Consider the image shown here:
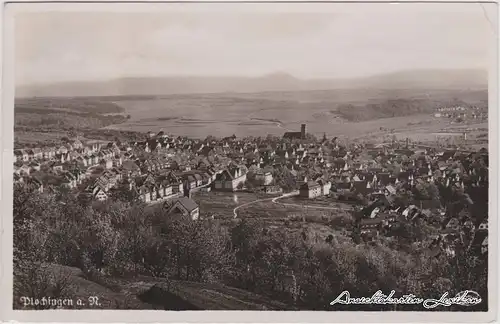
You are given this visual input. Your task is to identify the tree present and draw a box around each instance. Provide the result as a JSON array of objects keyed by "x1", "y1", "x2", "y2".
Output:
[
  {"x1": 141, "y1": 231, "x2": 172, "y2": 277},
  {"x1": 13, "y1": 177, "x2": 489, "y2": 311},
  {"x1": 413, "y1": 182, "x2": 440, "y2": 201},
  {"x1": 329, "y1": 213, "x2": 353, "y2": 230},
  {"x1": 68, "y1": 129, "x2": 77, "y2": 138},
  {"x1": 305, "y1": 133, "x2": 317, "y2": 142},
  {"x1": 266, "y1": 134, "x2": 278, "y2": 142},
  {"x1": 244, "y1": 180, "x2": 255, "y2": 191},
  {"x1": 14, "y1": 262, "x2": 73, "y2": 310},
  {"x1": 273, "y1": 167, "x2": 297, "y2": 192},
  {"x1": 211, "y1": 135, "x2": 221, "y2": 142},
  {"x1": 109, "y1": 184, "x2": 139, "y2": 203},
  {"x1": 13, "y1": 186, "x2": 76, "y2": 309}
]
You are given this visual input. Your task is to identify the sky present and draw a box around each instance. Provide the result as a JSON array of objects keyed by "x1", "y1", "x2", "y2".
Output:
[{"x1": 13, "y1": 3, "x2": 496, "y2": 85}]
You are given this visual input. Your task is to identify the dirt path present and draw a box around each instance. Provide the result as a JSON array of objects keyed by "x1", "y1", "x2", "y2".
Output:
[
  {"x1": 233, "y1": 191, "x2": 350, "y2": 218},
  {"x1": 232, "y1": 191, "x2": 299, "y2": 218}
]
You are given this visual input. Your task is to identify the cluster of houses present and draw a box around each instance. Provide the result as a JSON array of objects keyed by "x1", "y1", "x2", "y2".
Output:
[
  {"x1": 356, "y1": 197, "x2": 488, "y2": 260},
  {"x1": 14, "y1": 128, "x2": 489, "y2": 242},
  {"x1": 434, "y1": 106, "x2": 488, "y2": 121},
  {"x1": 340, "y1": 145, "x2": 490, "y2": 258},
  {"x1": 13, "y1": 134, "x2": 254, "y2": 220},
  {"x1": 13, "y1": 140, "x2": 109, "y2": 193}
]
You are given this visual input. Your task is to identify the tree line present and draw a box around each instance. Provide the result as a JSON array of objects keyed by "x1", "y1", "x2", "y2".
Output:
[{"x1": 14, "y1": 185, "x2": 487, "y2": 311}]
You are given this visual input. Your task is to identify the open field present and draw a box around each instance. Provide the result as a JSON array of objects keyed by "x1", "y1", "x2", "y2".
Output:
[
  {"x1": 15, "y1": 97, "x2": 126, "y2": 114},
  {"x1": 192, "y1": 191, "x2": 354, "y2": 220},
  {"x1": 237, "y1": 201, "x2": 350, "y2": 225},
  {"x1": 192, "y1": 191, "x2": 264, "y2": 219},
  {"x1": 277, "y1": 196, "x2": 358, "y2": 209},
  {"x1": 13, "y1": 97, "x2": 132, "y2": 146},
  {"x1": 13, "y1": 126, "x2": 143, "y2": 148},
  {"x1": 191, "y1": 191, "x2": 353, "y2": 237},
  {"x1": 167, "y1": 191, "x2": 353, "y2": 261},
  {"x1": 13, "y1": 88, "x2": 488, "y2": 147},
  {"x1": 14, "y1": 128, "x2": 69, "y2": 145},
  {"x1": 180, "y1": 191, "x2": 354, "y2": 248},
  {"x1": 14, "y1": 97, "x2": 129, "y2": 129},
  {"x1": 100, "y1": 89, "x2": 487, "y2": 139},
  {"x1": 235, "y1": 200, "x2": 353, "y2": 243},
  {"x1": 355, "y1": 119, "x2": 488, "y2": 143}
]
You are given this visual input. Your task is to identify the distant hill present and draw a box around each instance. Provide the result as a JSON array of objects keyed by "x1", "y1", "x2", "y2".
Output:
[
  {"x1": 345, "y1": 69, "x2": 488, "y2": 90},
  {"x1": 16, "y1": 69, "x2": 487, "y2": 98},
  {"x1": 336, "y1": 95, "x2": 488, "y2": 122}
]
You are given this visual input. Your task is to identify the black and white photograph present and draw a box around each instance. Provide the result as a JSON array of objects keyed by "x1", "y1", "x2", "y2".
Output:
[{"x1": 2, "y1": 1, "x2": 498, "y2": 320}]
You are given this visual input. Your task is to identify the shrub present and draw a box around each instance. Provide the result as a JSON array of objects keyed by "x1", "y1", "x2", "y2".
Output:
[{"x1": 14, "y1": 261, "x2": 73, "y2": 310}]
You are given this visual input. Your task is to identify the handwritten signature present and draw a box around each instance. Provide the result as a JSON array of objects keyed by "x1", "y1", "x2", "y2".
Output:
[{"x1": 330, "y1": 290, "x2": 482, "y2": 309}]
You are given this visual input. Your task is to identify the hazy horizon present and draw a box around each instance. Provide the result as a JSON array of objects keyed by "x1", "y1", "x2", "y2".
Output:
[
  {"x1": 15, "y1": 68, "x2": 490, "y2": 87},
  {"x1": 14, "y1": 2, "x2": 496, "y2": 87}
]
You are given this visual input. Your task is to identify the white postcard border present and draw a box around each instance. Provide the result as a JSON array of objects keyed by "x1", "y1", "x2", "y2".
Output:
[{"x1": 1, "y1": 1, "x2": 498, "y2": 323}]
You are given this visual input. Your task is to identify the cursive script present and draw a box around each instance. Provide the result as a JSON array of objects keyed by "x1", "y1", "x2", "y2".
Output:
[
  {"x1": 330, "y1": 290, "x2": 482, "y2": 309},
  {"x1": 330, "y1": 290, "x2": 423, "y2": 306},
  {"x1": 422, "y1": 290, "x2": 482, "y2": 309}
]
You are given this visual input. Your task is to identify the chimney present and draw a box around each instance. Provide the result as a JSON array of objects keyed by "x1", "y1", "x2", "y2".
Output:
[{"x1": 301, "y1": 124, "x2": 306, "y2": 139}]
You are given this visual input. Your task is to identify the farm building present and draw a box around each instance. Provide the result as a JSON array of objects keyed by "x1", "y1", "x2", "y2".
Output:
[{"x1": 254, "y1": 170, "x2": 273, "y2": 185}]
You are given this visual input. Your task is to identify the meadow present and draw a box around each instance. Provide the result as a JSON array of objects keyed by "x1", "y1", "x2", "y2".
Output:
[
  {"x1": 13, "y1": 87, "x2": 488, "y2": 147},
  {"x1": 102, "y1": 88, "x2": 487, "y2": 140},
  {"x1": 191, "y1": 190, "x2": 355, "y2": 242}
]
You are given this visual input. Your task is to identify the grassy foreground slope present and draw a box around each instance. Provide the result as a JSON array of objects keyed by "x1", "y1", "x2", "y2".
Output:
[{"x1": 14, "y1": 264, "x2": 289, "y2": 310}]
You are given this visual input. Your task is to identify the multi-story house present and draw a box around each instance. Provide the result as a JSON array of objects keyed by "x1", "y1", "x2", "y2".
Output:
[
  {"x1": 72, "y1": 139, "x2": 83, "y2": 149},
  {"x1": 100, "y1": 159, "x2": 113, "y2": 169},
  {"x1": 184, "y1": 175, "x2": 197, "y2": 190},
  {"x1": 61, "y1": 173, "x2": 77, "y2": 189},
  {"x1": 214, "y1": 165, "x2": 247, "y2": 192},
  {"x1": 91, "y1": 184, "x2": 108, "y2": 201},
  {"x1": 14, "y1": 149, "x2": 30, "y2": 162},
  {"x1": 164, "y1": 197, "x2": 200, "y2": 221},
  {"x1": 28, "y1": 161, "x2": 41, "y2": 172},
  {"x1": 19, "y1": 164, "x2": 31, "y2": 176},
  {"x1": 254, "y1": 170, "x2": 273, "y2": 185},
  {"x1": 317, "y1": 179, "x2": 332, "y2": 196},
  {"x1": 299, "y1": 181, "x2": 322, "y2": 199},
  {"x1": 193, "y1": 174, "x2": 203, "y2": 187},
  {"x1": 43, "y1": 147, "x2": 57, "y2": 160},
  {"x1": 25, "y1": 149, "x2": 35, "y2": 161},
  {"x1": 58, "y1": 146, "x2": 69, "y2": 155}
]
